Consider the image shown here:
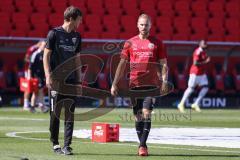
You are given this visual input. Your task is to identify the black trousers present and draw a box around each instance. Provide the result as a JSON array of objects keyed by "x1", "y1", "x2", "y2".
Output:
[{"x1": 49, "y1": 90, "x2": 76, "y2": 147}]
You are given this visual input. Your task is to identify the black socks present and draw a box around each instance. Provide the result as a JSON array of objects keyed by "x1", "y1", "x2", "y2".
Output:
[{"x1": 135, "y1": 118, "x2": 151, "y2": 147}]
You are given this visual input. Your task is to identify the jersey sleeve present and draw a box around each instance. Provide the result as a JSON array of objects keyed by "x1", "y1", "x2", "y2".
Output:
[
  {"x1": 75, "y1": 33, "x2": 82, "y2": 53},
  {"x1": 193, "y1": 49, "x2": 201, "y2": 62},
  {"x1": 157, "y1": 40, "x2": 167, "y2": 60},
  {"x1": 120, "y1": 41, "x2": 131, "y2": 60},
  {"x1": 45, "y1": 30, "x2": 55, "y2": 50}
]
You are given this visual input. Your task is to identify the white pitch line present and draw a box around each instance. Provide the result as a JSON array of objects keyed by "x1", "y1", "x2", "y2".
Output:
[
  {"x1": 0, "y1": 116, "x2": 184, "y2": 127},
  {"x1": 0, "y1": 117, "x2": 47, "y2": 121},
  {"x1": 5, "y1": 131, "x2": 240, "y2": 154}
]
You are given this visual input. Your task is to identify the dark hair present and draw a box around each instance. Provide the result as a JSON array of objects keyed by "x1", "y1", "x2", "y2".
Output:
[{"x1": 64, "y1": 6, "x2": 82, "y2": 21}]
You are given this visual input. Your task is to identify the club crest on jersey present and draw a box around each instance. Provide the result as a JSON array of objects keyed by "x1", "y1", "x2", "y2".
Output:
[
  {"x1": 148, "y1": 43, "x2": 154, "y2": 49},
  {"x1": 51, "y1": 90, "x2": 57, "y2": 97},
  {"x1": 72, "y1": 37, "x2": 77, "y2": 44}
]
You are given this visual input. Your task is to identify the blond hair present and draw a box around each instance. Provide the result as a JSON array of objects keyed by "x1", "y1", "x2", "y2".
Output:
[{"x1": 138, "y1": 14, "x2": 152, "y2": 25}]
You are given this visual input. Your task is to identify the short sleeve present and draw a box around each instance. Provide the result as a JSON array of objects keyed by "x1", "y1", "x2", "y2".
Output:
[
  {"x1": 75, "y1": 33, "x2": 82, "y2": 53},
  {"x1": 120, "y1": 41, "x2": 131, "y2": 60},
  {"x1": 158, "y1": 40, "x2": 167, "y2": 60},
  {"x1": 45, "y1": 30, "x2": 55, "y2": 50},
  {"x1": 193, "y1": 49, "x2": 201, "y2": 62}
]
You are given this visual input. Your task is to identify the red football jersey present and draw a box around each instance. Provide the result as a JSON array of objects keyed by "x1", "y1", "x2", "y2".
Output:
[
  {"x1": 121, "y1": 35, "x2": 167, "y2": 88},
  {"x1": 190, "y1": 47, "x2": 208, "y2": 75}
]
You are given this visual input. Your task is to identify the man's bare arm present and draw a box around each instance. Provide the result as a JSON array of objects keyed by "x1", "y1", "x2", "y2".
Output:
[
  {"x1": 157, "y1": 58, "x2": 168, "y2": 82},
  {"x1": 112, "y1": 59, "x2": 127, "y2": 87},
  {"x1": 43, "y1": 48, "x2": 52, "y2": 88},
  {"x1": 111, "y1": 58, "x2": 127, "y2": 96}
]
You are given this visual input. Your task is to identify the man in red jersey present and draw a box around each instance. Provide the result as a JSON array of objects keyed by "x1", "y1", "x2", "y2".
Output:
[
  {"x1": 178, "y1": 40, "x2": 210, "y2": 113},
  {"x1": 111, "y1": 14, "x2": 168, "y2": 156},
  {"x1": 23, "y1": 40, "x2": 44, "y2": 112}
]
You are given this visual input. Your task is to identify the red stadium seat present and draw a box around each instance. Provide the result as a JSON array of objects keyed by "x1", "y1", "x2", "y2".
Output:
[
  {"x1": 11, "y1": 13, "x2": 31, "y2": 32},
  {"x1": 156, "y1": 32, "x2": 172, "y2": 41},
  {"x1": 173, "y1": 26, "x2": 191, "y2": 41},
  {"x1": 208, "y1": 18, "x2": 224, "y2": 31},
  {"x1": 0, "y1": 12, "x2": 12, "y2": 34},
  {"x1": 32, "y1": 23, "x2": 49, "y2": 32},
  {"x1": 150, "y1": 26, "x2": 157, "y2": 36},
  {"x1": 122, "y1": 0, "x2": 140, "y2": 15},
  {"x1": 104, "y1": 0, "x2": 122, "y2": 16},
  {"x1": 103, "y1": 15, "x2": 121, "y2": 33},
  {"x1": 51, "y1": 0, "x2": 68, "y2": 13},
  {"x1": 191, "y1": 0, "x2": 209, "y2": 18},
  {"x1": 15, "y1": 23, "x2": 31, "y2": 33},
  {"x1": 224, "y1": 34, "x2": 240, "y2": 42},
  {"x1": 174, "y1": 0, "x2": 192, "y2": 17},
  {"x1": 157, "y1": 0, "x2": 174, "y2": 17},
  {"x1": 226, "y1": 0, "x2": 240, "y2": 18},
  {"x1": 0, "y1": 0, "x2": 15, "y2": 13},
  {"x1": 85, "y1": 15, "x2": 103, "y2": 32},
  {"x1": 69, "y1": 0, "x2": 87, "y2": 15},
  {"x1": 156, "y1": 17, "x2": 173, "y2": 35},
  {"x1": 101, "y1": 32, "x2": 119, "y2": 39},
  {"x1": 11, "y1": 12, "x2": 29, "y2": 24},
  {"x1": 207, "y1": 33, "x2": 225, "y2": 42},
  {"x1": 87, "y1": 0, "x2": 105, "y2": 15},
  {"x1": 120, "y1": 15, "x2": 137, "y2": 33},
  {"x1": 28, "y1": 29, "x2": 47, "y2": 37},
  {"x1": 174, "y1": 17, "x2": 190, "y2": 28},
  {"x1": 190, "y1": 32, "x2": 207, "y2": 41},
  {"x1": 118, "y1": 31, "x2": 134, "y2": 39},
  {"x1": 33, "y1": 0, "x2": 52, "y2": 13},
  {"x1": 30, "y1": 13, "x2": 47, "y2": 27},
  {"x1": 172, "y1": 33, "x2": 190, "y2": 41},
  {"x1": 173, "y1": 17, "x2": 190, "y2": 40},
  {"x1": 48, "y1": 13, "x2": 63, "y2": 28},
  {"x1": 15, "y1": 0, "x2": 33, "y2": 14},
  {"x1": 83, "y1": 32, "x2": 101, "y2": 38},
  {"x1": 191, "y1": 17, "x2": 207, "y2": 29},
  {"x1": 9, "y1": 29, "x2": 28, "y2": 37},
  {"x1": 208, "y1": 0, "x2": 226, "y2": 18},
  {"x1": 0, "y1": 29, "x2": 9, "y2": 36},
  {"x1": 139, "y1": 0, "x2": 157, "y2": 17},
  {"x1": 225, "y1": 18, "x2": 240, "y2": 35}
]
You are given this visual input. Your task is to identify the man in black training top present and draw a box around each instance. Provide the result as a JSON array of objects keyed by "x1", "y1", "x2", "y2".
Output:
[{"x1": 43, "y1": 6, "x2": 82, "y2": 155}]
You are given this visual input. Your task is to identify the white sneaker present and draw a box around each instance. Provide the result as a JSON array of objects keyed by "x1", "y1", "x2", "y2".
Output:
[
  {"x1": 177, "y1": 102, "x2": 185, "y2": 113},
  {"x1": 191, "y1": 104, "x2": 201, "y2": 112}
]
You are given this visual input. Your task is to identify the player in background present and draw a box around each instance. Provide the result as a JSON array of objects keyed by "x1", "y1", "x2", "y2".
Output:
[
  {"x1": 28, "y1": 41, "x2": 49, "y2": 113},
  {"x1": 178, "y1": 40, "x2": 210, "y2": 113},
  {"x1": 111, "y1": 14, "x2": 168, "y2": 156},
  {"x1": 23, "y1": 40, "x2": 45, "y2": 112}
]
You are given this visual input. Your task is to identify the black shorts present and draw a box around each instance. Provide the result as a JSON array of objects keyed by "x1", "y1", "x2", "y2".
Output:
[{"x1": 130, "y1": 86, "x2": 156, "y2": 115}]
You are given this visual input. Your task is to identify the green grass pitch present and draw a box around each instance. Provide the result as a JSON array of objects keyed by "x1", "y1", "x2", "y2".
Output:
[{"x1": 0, "y1": 107, "x2": 240, "y2": 160}]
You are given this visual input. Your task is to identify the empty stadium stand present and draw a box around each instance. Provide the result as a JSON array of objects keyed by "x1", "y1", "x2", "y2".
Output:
[{"x1": 0, "y1": 0, "x2": 239, "y2": 41}]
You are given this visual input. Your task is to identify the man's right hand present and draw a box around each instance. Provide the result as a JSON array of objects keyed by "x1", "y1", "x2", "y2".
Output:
[
  {"x1": 46, "y1": 75, "x2": 52, "y2": 89},
  {"x1": 111, "y1": 85, "x2": 118, "y2": 96}
]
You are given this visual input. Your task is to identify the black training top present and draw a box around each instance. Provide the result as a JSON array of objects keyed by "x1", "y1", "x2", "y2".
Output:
[{"x1": 45, "y1": 26, "x2": 81, "y2": 81}]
